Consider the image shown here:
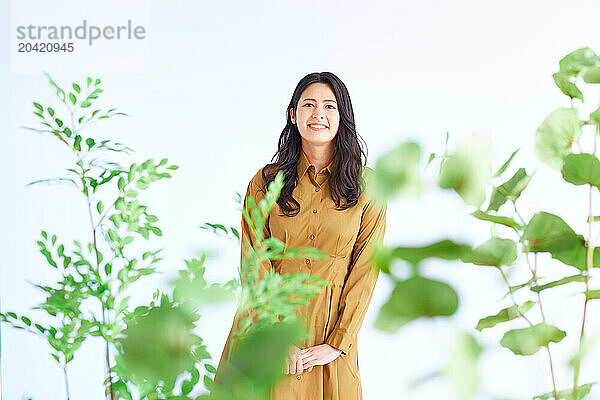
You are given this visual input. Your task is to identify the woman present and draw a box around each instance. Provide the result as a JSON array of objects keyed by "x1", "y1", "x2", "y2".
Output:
[{"x1": 218, "y1": 72, "x2": 387, "y2": 400}]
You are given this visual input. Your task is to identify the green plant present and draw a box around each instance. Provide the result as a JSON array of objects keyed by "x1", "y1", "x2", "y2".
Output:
[
  {"x1": 1, "y1": 73, "x2": 332, "y2": 400},
  {"x1": 369, "y1": 48, "x2": 600, "y2": 400}
]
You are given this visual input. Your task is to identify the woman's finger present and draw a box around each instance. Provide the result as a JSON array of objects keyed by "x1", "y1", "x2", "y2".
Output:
[
  {"x1": 295, "y1": 356, "x2": 303, "y2": 374},
  {"x1": 300, "y1": 353, "x2": 318, "y2": 363}
]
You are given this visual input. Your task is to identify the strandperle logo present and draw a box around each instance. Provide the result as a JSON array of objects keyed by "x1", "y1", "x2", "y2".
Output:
[{"x1": 16, "y1": 19, "x2": 147, "y2": 46}]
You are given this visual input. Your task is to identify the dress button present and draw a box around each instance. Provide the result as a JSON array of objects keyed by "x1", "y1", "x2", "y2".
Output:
[
  {"x1": 312, "y1": 209, "x2": 317, "y2": 213},
  {"x1": 296, "y1": 375, "x2": 301, "y2": 380},
  {"x1": 349, "y1": 343, "x2": 352, "y2": 348},
  {"x1": 305, "y1": 258, "x2": 310, "y2": 264},
  {"x1": 310, "y1": 234, "x2": 315, "y2": 240},
  {"x1": 315, "y1": 188, "x2": 320, "y2": 192}
]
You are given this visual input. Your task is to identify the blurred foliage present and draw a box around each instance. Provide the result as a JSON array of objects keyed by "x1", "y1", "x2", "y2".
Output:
[{"x1": 368, "y1": 47, "x2": 600, "y2": 400}]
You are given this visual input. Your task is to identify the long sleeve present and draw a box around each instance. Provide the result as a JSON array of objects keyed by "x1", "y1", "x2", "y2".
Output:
[{"x1": 325, "y1": 194, "x2": 387, "y2": 355}]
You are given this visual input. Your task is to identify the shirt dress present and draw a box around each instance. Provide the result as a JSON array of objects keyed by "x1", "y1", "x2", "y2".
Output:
[{"x1": 217, "y1": 149, "x2": 387, "y2": 400}]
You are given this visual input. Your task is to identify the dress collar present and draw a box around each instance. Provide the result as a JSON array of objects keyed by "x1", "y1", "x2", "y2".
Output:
[{"x1": 297, "y1": 149, "x2": 333, "y2": 181}]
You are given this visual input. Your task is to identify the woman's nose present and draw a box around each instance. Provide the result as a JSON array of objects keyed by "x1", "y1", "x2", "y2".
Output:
[{"x1": 313, "y1": 110, "x2": 325, "y2": 119}]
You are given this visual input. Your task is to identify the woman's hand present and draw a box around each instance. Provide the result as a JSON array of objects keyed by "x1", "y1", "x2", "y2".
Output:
[
  {"x1": 284, "y1": 345, "x2": 304, "y2": 374},
  {"x1": 300, "y1": 344, "x2": 343, "y2": 372}
]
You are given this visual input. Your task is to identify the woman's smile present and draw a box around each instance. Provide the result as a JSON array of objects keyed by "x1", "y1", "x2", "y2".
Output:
[{"x1": 308, "y1": 123, "x2": 328, "y2": 131}]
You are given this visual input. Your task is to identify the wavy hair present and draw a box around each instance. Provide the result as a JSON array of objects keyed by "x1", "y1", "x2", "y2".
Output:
[{"x1": 260, "y1": 72, "x2": 368, "y2": 217}]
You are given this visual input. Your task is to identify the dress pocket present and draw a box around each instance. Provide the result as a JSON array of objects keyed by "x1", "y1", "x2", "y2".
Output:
[
  {"x1": 322, "y1": 285, "x2": 334, "y2": 340},
  {"x1": 337, "y1": 350, "x2": 359, "y2": 380}
]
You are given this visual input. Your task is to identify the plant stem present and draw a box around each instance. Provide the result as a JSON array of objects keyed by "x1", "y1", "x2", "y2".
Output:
[
  {"x1": 513, "y1": 204, "x2": 559, "y2": 399},
  {"x1": 573, "y1": 125, "x2": 597, "y2": 399},
  {"x1": 498, "y1": 267, "x2": 533, "y2": 326},
  {"x1": 88, "y1": 191, "x2": 115, "y2": 400},
  {"x1": 63, "y1": 363, "x2": 71, "y2": 400}
]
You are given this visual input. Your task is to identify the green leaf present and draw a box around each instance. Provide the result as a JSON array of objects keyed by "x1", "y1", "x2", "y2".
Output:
[
  {"x1": 85, "y1": 138, "x2": 95, "y2": 150},
  {"x1": 47, "y1": 107, "x2": 55, "y2": 117},
  {"x1": 476, "y1": 301, "x2": 536, "y2": 331},
  {"x1": 95, "y1": 78, "x2": 101, "y2": 85},
  {"x1": 118, "y1": 300, "x2": 198, "y2": 386},
  {"x1": 87, "y1": 77, "x2": 92, "y2": 86},
  {"x1": 487, "y1": 168, "x2": 531, "y2": 211},
  {"x1": 72, "y1": 83, "x2": 81, "y2": 93},
  {"x1": 73, "y1": 135, "x2": 82, "y2": 151},
  {"x1": 81, "y1": 100, "x2": 91, "y2": 108},
  {"x1": 439, "y1": 134, "x2": 492, "y2": 207},
  {"x1": 535, "y1": 108, "x2": 582, "y2": 170},
  {"x1": 427, "y1": 152, "x2": 436, "y2": 165},
  {"x1": 384, "y1": 240, "x2": 471, "y2": 268},
  {"x1": 108, "y1": 228, "x2": 119, "y2": 242},
  {"x1": 371, "y1": 142, "x2": 422, "y2": 200},
  {"x1": 522, "y1": 212, "x2": 600, "y2": 270},
  {"x1": 471, "y1": 210, "x2": 522, "y2": 231},
  {"x1": 533, "y1": 383, "x2": 595, "y2": 400},
  {"x1": 583, "y1": 66, "x2": 600, "y2": 83},
  {"x1": 500, "y1": 322, "x2": 566, "y2": 355},
  {"x1": 118, "y1": 177, "x2": 126, "y2": 191},
  {"x1": 55, "y1": 118, "x2": 63, "y2": 128},
  {"x1": 531, "y1": 274, "x2": 586, "y2": 293},
  {"x1": 585, "y1": 289, "x2": 600, "y2": 299},
  {"x1": 375, "y1": 276, "x2": 459, "y2": 332},
  {"x1": 69, "y1": 92, "x2": 76, "y2": 104},
  {"x1": 97, "y1": 201, "x2": 104, "y2": 214},
  {"x1": 442, "y1": 332, "x2": 483, "y2": 400},
  {"x1": 205, "y1": 364, "x2": 217, "y2": 374},
  {"x1": 33, "y1": 102, "x2": 43, "y2": 111},
  {"x1": 552, "y1": 72, "x2": 584, "y2": 101},
  {"x1": 590, "y1": 107, "x2": 600, "y2": 125},
  {"x1": 559, "y1": 47, "x2": 598, "y2": 77},
  {"x1": 493, "y1": 149, "x2": 520, "y2": 177},
  {"x1": 507, "y1": 277, "x2": 535, "y2": 294},
  {"x1": 562, "y1": 153, "x2": 600, "y2": 188},
  {"x1": 461, "y1": 238, "x2": 517, "y2": 267},
  {"x1": 213, "y1": 320, "x2": 304, "y2": 399},
  {"x1": 136, "y1": 179, "x2": 149, "y2": 190}
]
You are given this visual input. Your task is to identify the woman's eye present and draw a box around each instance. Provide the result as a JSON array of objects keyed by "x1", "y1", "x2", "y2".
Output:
[{"x1": 326, "y1": 105, "x2": 336, "y2": 109}]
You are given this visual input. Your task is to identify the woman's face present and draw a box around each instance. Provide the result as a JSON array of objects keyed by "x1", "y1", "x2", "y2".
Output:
[{"x1": 290, "y1": 82, "x2": 340, "y2": 146}]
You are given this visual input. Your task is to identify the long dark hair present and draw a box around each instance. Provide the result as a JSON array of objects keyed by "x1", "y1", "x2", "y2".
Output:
[{"x1": 260, "y1": 72, "x2": 368, "y2": 217}]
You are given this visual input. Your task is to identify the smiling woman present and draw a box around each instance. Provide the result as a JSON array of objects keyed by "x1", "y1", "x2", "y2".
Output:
[{"x1": 217, "y1": 72, "x2": 387, "y2": 400}]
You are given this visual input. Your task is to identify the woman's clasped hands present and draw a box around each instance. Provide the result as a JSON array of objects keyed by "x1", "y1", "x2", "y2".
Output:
[{"x1": 284, "y1": 343, "x2": 343, "y2": 374}]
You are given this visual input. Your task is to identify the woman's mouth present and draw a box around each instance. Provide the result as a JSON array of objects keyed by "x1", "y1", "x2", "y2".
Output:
[{"x1": 308, "y1": 123, "x2": 328, "y2": 131}]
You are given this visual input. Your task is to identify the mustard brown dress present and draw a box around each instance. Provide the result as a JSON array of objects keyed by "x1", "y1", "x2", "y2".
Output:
[{"x1": 218, "y1": 149, "x2": 387, "y2": 400}]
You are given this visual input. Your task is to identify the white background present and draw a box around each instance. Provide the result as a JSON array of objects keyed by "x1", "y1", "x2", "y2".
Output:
[{"x1": 2, "y1": 0, "x2": 600, "y2": 399}]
